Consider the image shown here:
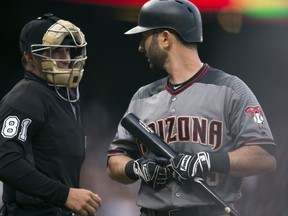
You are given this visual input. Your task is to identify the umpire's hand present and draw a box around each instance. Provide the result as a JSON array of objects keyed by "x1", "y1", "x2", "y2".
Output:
[
  {"x1": 65, "y1": 188, "x2": 102, "y2": 216},
  {"x1": 125, "y1": 153, "x2": 171, "y2": 189}
]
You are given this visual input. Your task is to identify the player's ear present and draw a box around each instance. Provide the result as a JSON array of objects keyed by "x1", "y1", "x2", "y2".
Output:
[{"x1": 161, "y1": 30, "x2": 172, "y2": 49}]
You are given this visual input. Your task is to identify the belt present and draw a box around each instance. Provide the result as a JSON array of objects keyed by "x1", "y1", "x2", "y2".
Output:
[
  {"x1": 13, "y1": 203, "x2": 77, "y2": 216},
  {"x1": 141, "y1": 207, "x2": 199, "y2": 216}
]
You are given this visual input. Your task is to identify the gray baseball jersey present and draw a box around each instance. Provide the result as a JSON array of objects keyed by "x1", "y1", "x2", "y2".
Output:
[{"x1": 107, "y1": 64, "x2": 276, "y2": 210}]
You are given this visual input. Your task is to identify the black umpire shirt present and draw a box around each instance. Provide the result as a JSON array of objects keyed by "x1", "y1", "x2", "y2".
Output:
[{"x1": 0, "y1": 71, "x2": 86, "y2": 208}]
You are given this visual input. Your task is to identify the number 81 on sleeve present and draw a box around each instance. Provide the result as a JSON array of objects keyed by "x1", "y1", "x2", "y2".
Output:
[{"x1": 1, "y1": 116, "x2": 31, "y2": 142}]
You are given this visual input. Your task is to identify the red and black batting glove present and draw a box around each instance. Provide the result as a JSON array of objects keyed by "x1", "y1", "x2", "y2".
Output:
[
  {"x1": 168, "y1": 152, "x2": 230, "y2": 183},
  {"x1": 125, "y1": 153, "x2": 172, "y2": 190}
]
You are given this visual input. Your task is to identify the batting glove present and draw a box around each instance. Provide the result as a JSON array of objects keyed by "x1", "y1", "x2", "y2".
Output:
[
  {"x1": 169, "y1": 152, "x2": 211, "y2": 183},
  {"x1": 125, "y1": 156, "x2": 171, "y2": 189}
]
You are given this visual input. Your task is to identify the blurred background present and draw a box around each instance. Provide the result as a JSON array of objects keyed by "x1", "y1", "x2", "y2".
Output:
[{"x1": 0, "y1": 0, "x2": 287, "y2": 215}]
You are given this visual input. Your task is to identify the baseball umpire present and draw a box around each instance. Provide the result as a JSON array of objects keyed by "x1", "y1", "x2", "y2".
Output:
[
  {"x1": 106, "y1": 0, "x2": 277, "y2": 215},
  {"x1": 0, "y1": 13, "x2": 101, "y2": 215}
]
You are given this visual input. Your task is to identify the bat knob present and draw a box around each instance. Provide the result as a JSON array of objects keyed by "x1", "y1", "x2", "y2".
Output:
[{"x1": 225, "y1": 207, "x2": 231, "y2": 213}]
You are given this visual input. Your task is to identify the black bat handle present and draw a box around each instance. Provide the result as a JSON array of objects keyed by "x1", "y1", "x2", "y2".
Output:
[{"x1": 121, "y1": 113, "x2": 176, "y2": 159}]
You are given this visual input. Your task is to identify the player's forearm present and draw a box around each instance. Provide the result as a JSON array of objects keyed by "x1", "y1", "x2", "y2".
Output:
[
  {"x1": 107, "y1": 155, "x2": 137, "y2": 184},
  {"x1": 228, "y1": 145, "x2": 276, "y2": 177}
]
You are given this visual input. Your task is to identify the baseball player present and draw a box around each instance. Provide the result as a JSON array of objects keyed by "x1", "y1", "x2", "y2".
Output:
[
  {"x1": 107, "y1": 0, "x2": 277, "y2": 215},
  {"x1": 0, "y1": 14, "x2": 101, "y2": 215}
]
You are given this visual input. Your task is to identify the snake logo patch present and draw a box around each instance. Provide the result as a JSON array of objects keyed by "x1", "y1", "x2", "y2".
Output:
[{"x1": 245, "y1": 106, "x2": 264, "y2": 125}]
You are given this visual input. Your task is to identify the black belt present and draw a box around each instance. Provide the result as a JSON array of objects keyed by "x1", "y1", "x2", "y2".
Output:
[
  {"x1": 141, "y1": 207, "x2": 199, "y2": 216},
  {"x1": 19, "y1": 205, "x2": 76, "y2": 216},
  {"x1": 3, "y1": 203, "x2": 77, "y2": 216}
]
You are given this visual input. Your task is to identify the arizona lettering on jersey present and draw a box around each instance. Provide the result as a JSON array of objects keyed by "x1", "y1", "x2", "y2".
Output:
[{"x1": 147, "y1": 116, "x2": 223, "y2": 151}]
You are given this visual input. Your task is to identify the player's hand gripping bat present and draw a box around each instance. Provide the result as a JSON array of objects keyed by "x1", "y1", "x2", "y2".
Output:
[{"x1": 121, "y1": 112, "x2": 241, "y2": 216}]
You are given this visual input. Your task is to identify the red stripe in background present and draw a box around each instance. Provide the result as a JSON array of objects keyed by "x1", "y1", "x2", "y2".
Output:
[{"x1": 59, "y1": 0, "x2": 231, "y2": 10}]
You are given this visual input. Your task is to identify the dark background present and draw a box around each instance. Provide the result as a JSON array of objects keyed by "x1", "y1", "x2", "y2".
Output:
[{"x1": 0, "y1": 1, "x2": 287, "y2": 215}]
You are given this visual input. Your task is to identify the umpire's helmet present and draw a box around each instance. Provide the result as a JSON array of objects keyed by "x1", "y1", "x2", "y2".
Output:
[
  {"x1": 125, "y1": 0, "x2": 203, "y2": 43},
  {"x1": 19, "y1": 13, "x2": 87, "y2": 102}
]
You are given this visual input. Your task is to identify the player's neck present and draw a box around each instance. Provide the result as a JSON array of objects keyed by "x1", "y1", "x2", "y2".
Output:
[{"x1": 168, "y1": 62, "x2": 204, "y2": 84}]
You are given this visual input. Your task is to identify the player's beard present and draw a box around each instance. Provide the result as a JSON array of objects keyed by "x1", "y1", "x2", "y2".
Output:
[{"x1": 147, "y1": 34, "x2": 168, "y2": 70}]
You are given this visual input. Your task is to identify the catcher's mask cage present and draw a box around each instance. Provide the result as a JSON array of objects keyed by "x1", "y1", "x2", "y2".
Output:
[
  {"x1": 125, "y1": 0, "x2": 203, "y2": 43},
  {"x1": 22, "y1": 14, "x2": 87, "y2": 102}
]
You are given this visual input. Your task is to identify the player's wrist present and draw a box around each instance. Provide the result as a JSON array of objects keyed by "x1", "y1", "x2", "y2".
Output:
[
  {"x1": 209, "y1": 152, "x2": 230, "y2": 173},
  {"x1": 125, "y1": 160, "x2": 139, "y2": 180}
]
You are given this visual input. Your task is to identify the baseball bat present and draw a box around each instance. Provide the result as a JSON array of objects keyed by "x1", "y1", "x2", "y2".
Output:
[{"x1": 121, "y1": 112, "x2": 241, "y2": 216}]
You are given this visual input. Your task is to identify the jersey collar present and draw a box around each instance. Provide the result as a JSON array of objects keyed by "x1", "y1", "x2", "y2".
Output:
[{"x1": 165, "y1": 63, "x2": 209, "y2": 95}]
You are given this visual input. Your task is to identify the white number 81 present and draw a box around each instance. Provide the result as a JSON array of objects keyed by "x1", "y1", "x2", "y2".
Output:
[{"x1": 1, "y1": 116, "x2": 31, "y2": 142}]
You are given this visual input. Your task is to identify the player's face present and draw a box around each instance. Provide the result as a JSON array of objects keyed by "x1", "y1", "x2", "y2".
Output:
[{"x1": 139, "y1": 31, "x2": 168, "y2": 70}]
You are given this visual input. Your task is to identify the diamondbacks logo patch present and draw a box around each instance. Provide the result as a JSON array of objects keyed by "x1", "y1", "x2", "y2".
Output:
[{"x1": 245, "y1": 106, "x2": 264, "y2": 125}]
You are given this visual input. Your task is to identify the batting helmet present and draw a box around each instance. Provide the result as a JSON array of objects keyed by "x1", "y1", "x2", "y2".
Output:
[{"x1": 125, "y1": 0, "x2": 203, "y2": 43}]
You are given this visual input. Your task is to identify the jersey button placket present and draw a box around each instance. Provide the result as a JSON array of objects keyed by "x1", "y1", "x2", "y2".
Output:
[{"x1": 171, "y1": 96, "x2": 177, "y2": 114}]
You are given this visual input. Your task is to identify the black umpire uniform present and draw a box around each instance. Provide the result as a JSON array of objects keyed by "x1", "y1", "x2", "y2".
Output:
[
  {"x1": 0, "y1": 72, "x2": 85, "y2": 215},
  {"x1": 0, "y1": 13, "x2": 88, "y2": 216}
]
